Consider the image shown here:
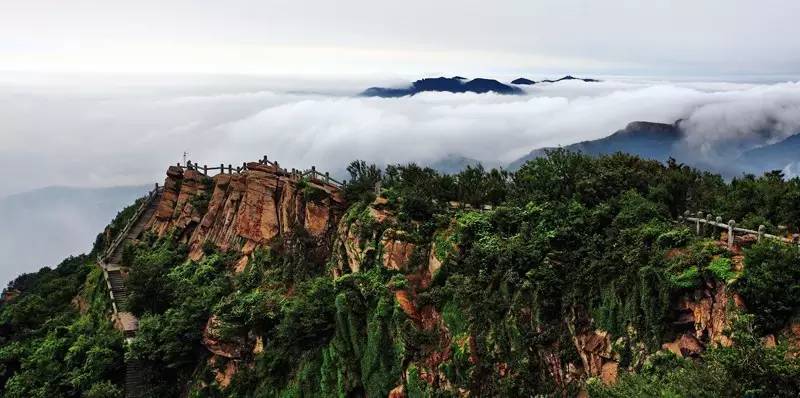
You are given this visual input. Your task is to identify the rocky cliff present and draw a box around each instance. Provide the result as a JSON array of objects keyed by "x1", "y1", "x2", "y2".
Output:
[
  {"x1": 142, "y1": 166, "x2": 783, "y2": 394},
  {"x1": 6, "y1": 152, "x2": 800, "y2": 397},
  {"x1": 146, "y1": 162, "x2": 345, "y2": 268}
]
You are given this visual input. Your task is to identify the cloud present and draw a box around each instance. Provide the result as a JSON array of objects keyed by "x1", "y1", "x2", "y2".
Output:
[{"x1": 2, "y1": 75, "x2": 800, "y2": 199}]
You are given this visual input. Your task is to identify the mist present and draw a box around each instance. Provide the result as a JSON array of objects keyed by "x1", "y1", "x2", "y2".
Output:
[
  {"x1": 2, "y1": 74, "x2": 800, "y2": 285},
  {"x1": 3, "y1": 75, "x2": 800, "y2": 199}
]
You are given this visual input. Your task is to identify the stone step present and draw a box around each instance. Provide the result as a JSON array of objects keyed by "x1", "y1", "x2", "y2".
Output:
[
  {"x1": 125, "y1": 359, "x2": 146, "y2": 398},
  {"x1": 107, "y1": 270, "x2": 128, "y2": 308}
]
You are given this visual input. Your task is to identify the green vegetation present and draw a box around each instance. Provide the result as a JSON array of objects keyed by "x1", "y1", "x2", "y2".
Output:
[
  {"x1": 4, "y1": 150, "x2": 800, "y2": 397},
  {"x1": 590, "y1": 314, "x2": 800, "y2": 397},
  {"x1": 0, "y1": 199, "x2": 141, "y2": 397},
  {"x1": 736, "y1": 241, "x2": 800, "y2": 333}
]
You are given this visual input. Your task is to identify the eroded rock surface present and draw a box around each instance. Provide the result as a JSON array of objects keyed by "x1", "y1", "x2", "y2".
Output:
[{"x1": 148, "y1": 164, "x2": 345, "y2": 265}]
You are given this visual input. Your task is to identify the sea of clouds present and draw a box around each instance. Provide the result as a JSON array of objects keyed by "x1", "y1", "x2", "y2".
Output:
[
  {"x1": 2, "y1": 73, "x2": 800, "y2": 285},
  {"x1": 2, "y1": 74, "x2": 800, "y2": 198}
]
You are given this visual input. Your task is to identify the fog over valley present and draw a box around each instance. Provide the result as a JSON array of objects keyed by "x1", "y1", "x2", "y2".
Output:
[
  {"x1": 2, "y1": 74, "x2": 800, "y2": 283},
  {"x1": 3, "y1": 74, "x2": 800, "y2": 198}
]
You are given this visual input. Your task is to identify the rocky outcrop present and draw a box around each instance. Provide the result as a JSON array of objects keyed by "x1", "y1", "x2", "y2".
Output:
[
  {"x1": 428, "y1": 243, "x2": 443, "y2": 279},
  {"x1": 668, "y1": 280, "x2": 744, "y2": 353},
  {"x1": 202, "y1": 316, "x2": 244, "y2": 359},
  {"x1": 388, "y1": 385, "x2": 405, "y2": 398},
  {"x1": 337, "y1": 217, "x2": 373, "y2": 274},
  {"x1": 573, "y1": 330, "x2": 618, "y2": 385},
  {"x1": 147, "y1": 163, "x2": 345, "y2": 265},
  {"x1": 146, "y1": 162, "x2": 346, "y2": 385},
  {"x1": 381, "y1": 230, "x2": 417, "y2": 272},
  {"x1": 208, "y1": 355, "x2": 239, "y2": 389}
]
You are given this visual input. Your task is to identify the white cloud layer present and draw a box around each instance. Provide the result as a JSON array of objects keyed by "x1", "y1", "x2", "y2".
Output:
[{"x1": 2, "y1": 75, "x2": 800, "y2": 198}]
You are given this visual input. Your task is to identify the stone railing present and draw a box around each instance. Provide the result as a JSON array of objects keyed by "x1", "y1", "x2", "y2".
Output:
[
  {"x1": 177, "y1": 155, "x2": 345, "y2": 189},
  {"x1": 681, "y1": 210, "x2": 799, "y2": 249}
]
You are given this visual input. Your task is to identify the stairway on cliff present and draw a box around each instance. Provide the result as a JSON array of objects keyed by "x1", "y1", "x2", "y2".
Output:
[
  {"x1": 101, "y1": 190, "x2": 160, "y2": 398},
  {"x1": 108, "y1": 200, "x2": 158, "y2": 265}
]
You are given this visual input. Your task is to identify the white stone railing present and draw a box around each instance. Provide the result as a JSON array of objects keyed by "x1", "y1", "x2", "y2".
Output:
[{"x1": 681, "y1": 210, "x2": 798, "y2": 249}]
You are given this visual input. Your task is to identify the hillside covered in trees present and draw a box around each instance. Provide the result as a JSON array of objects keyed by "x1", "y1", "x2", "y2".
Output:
[{"x1": 2, "y1": 150, "x2": 800, "y2": 397}]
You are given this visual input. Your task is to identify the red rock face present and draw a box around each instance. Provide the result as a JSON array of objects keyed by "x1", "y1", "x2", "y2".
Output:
[
  {"x1": 148, "y1": 164, "x2": 345, "y2": 266},
  {"x1": 667, "y1": 280, "x2": 744, "y2": 352},
  {"x1": 573, "y1": 330, "x2": 619, "y2": 385},
  {"x1": 154, "y1": 166, "x2": 183, "y2": 223},
  {"x1": 388, "y1": 385, "x2": 406, "y2": 398},
  {"x1": 382, "y1": 231, "x2": 417, "y2": 272},
  {"x1": 235, "y1": 170, "x2": 280, "y2": 243}
]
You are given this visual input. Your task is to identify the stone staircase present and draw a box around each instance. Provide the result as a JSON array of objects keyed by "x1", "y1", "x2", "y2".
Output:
[
  {"x1": 107, "y1": 269, "x2": 128, "y2": 307},
  {"x1": 124, "y1": 359, "x2": 147, "y2": 398},
  {"x1": 108, "y1": 202, "x2": 158, "y2": 265},
  {"x1": 98, "y1": 185, "x2": 162, "y2": 398}
]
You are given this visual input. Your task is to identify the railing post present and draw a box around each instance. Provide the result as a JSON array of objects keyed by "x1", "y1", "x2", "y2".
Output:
[
  {"x1": 728, "y1": 220, "x2": 736, "y2": 249},
  {"x1": 263, "y1": 155, "x2": 268, "y2": 164},
  {"x1": 705, "y1": 213, "x2": 712, "y2": 236},
  {"x1": 325, "y1": 172, "x2": 330, "y2": 183},
  {"x1": 228, "y1": 164, "x2": 232, "y2": 174},
  {"x1": 220, "y1": 164, "x2": 225, "y2": 174},
  {"x1": 715, "y1": 216, "x2": 722, "y2": 237},
  {"x1": 758, "y1": 225, "x2": 766, "y2": 241},
  {"x1": 203, "y1": 165, "x2": 208, "y2": 175},
  {"x1": 696, "y1": 211, "x2": 703, "y2": 235}
]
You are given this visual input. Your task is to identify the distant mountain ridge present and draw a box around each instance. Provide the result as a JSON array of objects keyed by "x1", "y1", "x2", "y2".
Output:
[
  {"x1": 507, "y1": 120, "x2": 800, "y2": 177},
  {"x1": 739, "y1": 133, "x2": 800, "y2": 174},
  {"x1": 361, "y1": 77, "x2": 523, "y2": 97},
  {"x1": 508, "y1": 121, "x2": 684, "y2": 170},
  {"x1": 360, "y1": 75, "x2": 600, "y2": 97},
  {"x1": 511, "y1": 75, "x2": 601, "y2": 85}
]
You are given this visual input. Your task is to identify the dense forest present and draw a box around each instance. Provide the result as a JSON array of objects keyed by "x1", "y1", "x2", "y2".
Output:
[{"x1": 2, "y1": 150, "x2": 800, "y2": 397}]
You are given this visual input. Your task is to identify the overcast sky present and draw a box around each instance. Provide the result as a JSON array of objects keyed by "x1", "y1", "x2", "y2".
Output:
[{"x1": 2, "y1": 0, "x2": 800, "y2": 77}]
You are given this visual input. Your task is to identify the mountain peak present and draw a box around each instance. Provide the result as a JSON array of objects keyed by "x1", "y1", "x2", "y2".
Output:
[{"x1": 511, "y1": 78, "x2": 536, "y2": 85}]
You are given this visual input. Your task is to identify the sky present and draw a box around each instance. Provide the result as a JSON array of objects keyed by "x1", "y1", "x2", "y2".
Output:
[
  {"x1": 2, "y1": 1, "x2": 800, "y2": 283},
  {"x1": 2, "y1": 0, "x2": 800, "y2": 77}
]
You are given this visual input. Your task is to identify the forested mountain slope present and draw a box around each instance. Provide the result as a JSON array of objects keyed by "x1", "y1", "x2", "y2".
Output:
[{"x1": 3, "y1": 152, "x2": 800, "y2": 397}]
